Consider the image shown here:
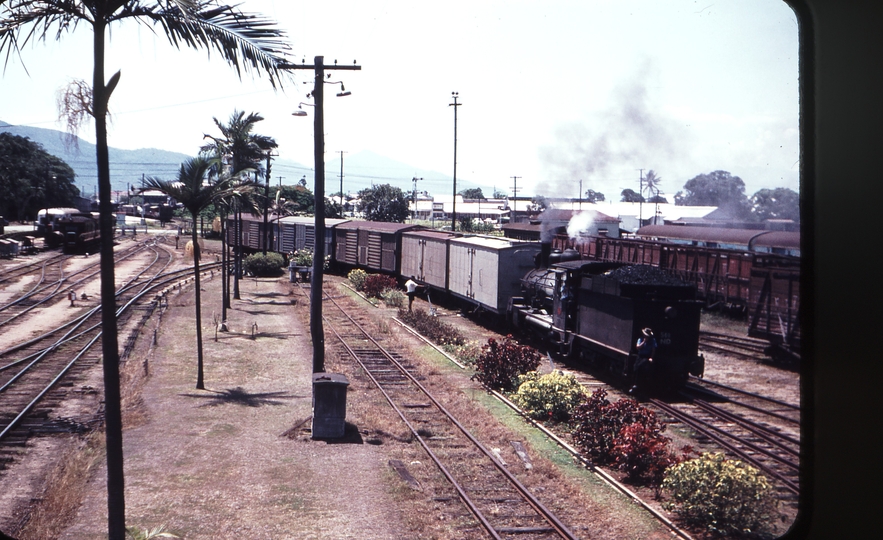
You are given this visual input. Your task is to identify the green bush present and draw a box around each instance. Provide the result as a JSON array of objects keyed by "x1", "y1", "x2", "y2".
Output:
[
  {"x1": 471, "y1": 335, "x2": 541, "y2": 392},
  {"x1": 290, "y1": 248, "x2": 329, "y2": 269},
  {"x1": 511, "y1": 370, "x2": 587, "y2": 422},
  {"x1": 381, "y1": 288, "x2": 405, "y2": 307},
  {"x1": 348, "y1": 269, "x2": 368, "y2": 291},
  {"x1": 662, "y1": 452, "x2": 779, "y2": 537},
  {"x1": 397, "y1": 308, "x2": 467, "y2": 348},
  {"x1": 243, "y1": 252, "x2": 286, "y2": 276}
]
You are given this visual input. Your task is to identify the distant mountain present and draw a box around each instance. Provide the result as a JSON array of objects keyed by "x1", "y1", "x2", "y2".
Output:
[
  {"x1": 1, "y1": 121, "x2": 474, "y2": 199},
  {"x1": 1, "y1": 120, "x2": 195, "y2": 196}
]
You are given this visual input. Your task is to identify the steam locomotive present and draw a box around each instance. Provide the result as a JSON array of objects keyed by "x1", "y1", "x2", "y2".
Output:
[{"x1": 509, "y1": 245, "x2": 705, "y2": 394}]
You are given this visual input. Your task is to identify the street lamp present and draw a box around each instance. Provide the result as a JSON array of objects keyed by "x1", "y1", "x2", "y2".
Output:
[{"x1": 283, "y1": 56, "x2": 360, "y2": 374}]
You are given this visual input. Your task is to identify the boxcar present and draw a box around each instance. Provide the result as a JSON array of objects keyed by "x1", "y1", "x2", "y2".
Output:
[
  {"x1": 400, "y1": 229, "x2": 460, "y2": 292},
  {"x1": 447, "y1": 236, "x2": 541, "y2": 314},
  {"x1": 276, "y1": 216, "x2": 350, "y2": 256},
  {"x1": 334, "y1": 221, "x2": 422, "y2": 274}
]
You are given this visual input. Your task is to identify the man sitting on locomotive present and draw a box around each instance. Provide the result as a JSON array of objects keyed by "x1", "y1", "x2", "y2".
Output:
[{"x1": 629, "y1": 328, "x2": 657, "y2": 396}]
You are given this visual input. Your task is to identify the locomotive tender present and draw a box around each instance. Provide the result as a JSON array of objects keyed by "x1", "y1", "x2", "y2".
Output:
[{"x1": 509, "y1": 248, "x2": 705, "y2": 393}]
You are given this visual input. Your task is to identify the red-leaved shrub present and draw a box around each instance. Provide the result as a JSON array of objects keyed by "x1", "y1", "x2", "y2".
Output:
[
  {"x1": 612, "y1": 422, "x2": 681, "y2": 484},
  {"x1": 571, "y1": 389, "x2": 662, "y2": 463},
  {"x1": 362, "y1": 274, "x2": 397, "y2": 299},
  {"x1": 471, "y1": 335, "x2": 541, "y2": 391}
]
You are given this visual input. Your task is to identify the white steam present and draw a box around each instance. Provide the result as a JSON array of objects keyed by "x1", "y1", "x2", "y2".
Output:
[{"x1": 566, "y1": 211, "x2": 596, "y2": 239}]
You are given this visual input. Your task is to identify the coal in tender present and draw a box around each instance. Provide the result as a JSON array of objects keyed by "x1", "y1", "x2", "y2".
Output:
[{"x1": 605, "y1": 265, "x2": 689, "y2": 286}]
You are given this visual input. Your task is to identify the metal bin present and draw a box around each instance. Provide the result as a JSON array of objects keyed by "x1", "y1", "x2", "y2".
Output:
[{"x1": 311, "y1": 373, "x2": 349, "y2": 439}]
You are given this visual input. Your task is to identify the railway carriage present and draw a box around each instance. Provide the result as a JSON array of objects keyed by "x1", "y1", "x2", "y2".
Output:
[
  {"x1": 334, "y1": 221, "x2": 422, "y2": 275},
  {"x1": 56, "y1": 214, "x2": 101, "y2": 254},
  {"x1": 275, "y1": 216, "x2": 350, "y2": 256},
  {"x1": 399, "y1": 229, "x2": 459, "y2": 293},
  {"x1": 447, "y1": 235, "x2": 541, "y2": 314}
]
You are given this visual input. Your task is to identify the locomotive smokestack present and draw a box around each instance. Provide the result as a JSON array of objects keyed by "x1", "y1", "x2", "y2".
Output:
[{"x1": 537, "y1": 241, "x2": 552, "y2": 269}]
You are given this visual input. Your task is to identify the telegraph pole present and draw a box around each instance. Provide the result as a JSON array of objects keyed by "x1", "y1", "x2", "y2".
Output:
[
  {"x1": 280, "y1": 56, "x2": 361, "y2": 374},
  {"x1": 638, "y1": 168, "x2": 644, "y2": 226},
  {"x1": 337, "y1": 150, "x2": 347, "y2": 216},
  {"x1": 579, "y1": 179, "x2": 583, "y2": 210},
  {"x1": 412, "y1": 177, "x2": 422, "y2": 221},
  {"x1": 511, "y1": 176, "x2": 521, "y2": 223},
  {"x1": 450, "y1": 92, "x2": 461, "y2": 231},
  {"x1": 263, "y1": 151, "x2": 275, "y2": 254}
]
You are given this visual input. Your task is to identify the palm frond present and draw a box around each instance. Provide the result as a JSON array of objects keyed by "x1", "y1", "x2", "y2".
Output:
[
  {"x1": 122, "y1": 1, "x2": 292, "y2": 87},
  {"x1": 0, "y1": 1, "x2": 91, "y2": 72}
]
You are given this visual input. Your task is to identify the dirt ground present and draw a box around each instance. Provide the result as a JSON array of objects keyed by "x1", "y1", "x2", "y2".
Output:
[{"x1": 1, "y1": 245, "x2": 802, "y2": 539}]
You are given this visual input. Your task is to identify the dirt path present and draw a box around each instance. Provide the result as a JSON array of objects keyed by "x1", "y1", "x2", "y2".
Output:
[{"x1": 57, "y1": 275, "x2": 408, "y2": 539}]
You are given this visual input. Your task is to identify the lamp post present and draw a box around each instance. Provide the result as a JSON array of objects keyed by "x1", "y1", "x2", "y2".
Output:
[
  {"x1": 450, "y1": 92, "x2": 461, "y2": 231},
  {"x1": 282, "y1": 56, "x2": 360, "y2": 373}
]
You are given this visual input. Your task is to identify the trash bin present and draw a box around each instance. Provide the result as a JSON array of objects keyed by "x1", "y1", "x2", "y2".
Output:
[
  {"x1": 289, "y1": 260, "x2": 298, "y2": 283},
  {"x1": 312, "y1": 373, "x2": 349, "y2": 439}
]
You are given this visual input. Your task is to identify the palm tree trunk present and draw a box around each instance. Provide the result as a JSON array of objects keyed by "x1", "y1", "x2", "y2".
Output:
[
  {"x1": 192, "y1": 213, "x2": 205, "y2": 389},
  {"x1": 93, "y1": 19, "x2": 126, "y2": 540},
  {"x1": 233, "y1": 205, "x2": 241, "y2": 299},
  {"x1": 220, "y1": 210, "x2": 229, "y2": 325}
]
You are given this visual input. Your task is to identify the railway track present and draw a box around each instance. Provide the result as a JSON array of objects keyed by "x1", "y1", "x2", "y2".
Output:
[
  {"x1": 698, "y1": 330, "x2": 770, "y2": 361},
  {"x1": 0, "y1": 253, "x2": 71, "y2": 287},
  {"x1": 0, "y1": 240, "x2": 221, "y2": 472},
  {"x1": 648, "y1": 376, "x2": 801, "y2": 502},
  {"x1": 315, "y1": 282, "x2": 579, "y2": 540},
  {"x1": 0, "y1": 242, "x2": 149, "y2": 330}
]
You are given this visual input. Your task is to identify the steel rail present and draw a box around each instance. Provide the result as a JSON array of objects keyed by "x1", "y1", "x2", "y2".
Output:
[
  {"x1": 693, "y1": 399, "x2": 800, "y2": 457},
  {"x1": 0, "y1": 255, "x2": 221, "y2": 442},
  {"x1": 689, "y1": 375, "x2": 799, "y2": 410},
  {"x1": 0, "y1": 243, "x2": 148, "y2": 328},
  {"x1": 320, "y1": 287, "x2": 578, "y2": 540},
  {"x1": 650, "y1": 398, "x2": 800, "y2": 495}
]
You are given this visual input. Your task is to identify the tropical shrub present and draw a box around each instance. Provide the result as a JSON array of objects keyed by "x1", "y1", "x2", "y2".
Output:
[
  {"x1": 362, "y1": 274, "x2": 397, "y2": 299},
  {"x1": 381, "y1": 288, "x2": 406, "y2": 307},
  {"x1": 571, "y1": 388, "x2": 665, "y2": 464},
  {"x1": 612, "y1": 422, "x2": 681, "y2": 484},
  {"x1": 290, "y1": 248, "x2": 330, "y2": 269},
  {"x1": 347, "y1": 269, "x2": 368, "y2": 291},
  {"x1": 662, "y1": 452, "x2": 779, "y2": 537},
  {"x1": 471, "y1": 335, "x2": 541, "y2": 392},
  {"x1": 397, "y1": 308, "x2": 466, "y2": 348},
  {"x1": 511, "y1": 370, "x2": 587, "y2": 422},
  {"x1": 243, "y1": 252, "x2": 286, "y2": 276}
]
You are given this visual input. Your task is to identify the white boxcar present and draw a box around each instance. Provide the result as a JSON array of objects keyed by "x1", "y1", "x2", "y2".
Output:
[
  {"x1": 400, "y1": 230, "x2": 459, "y2": 291},
  {"x1": 447, "y1": 236, "x2": 541, "y2": 313}
]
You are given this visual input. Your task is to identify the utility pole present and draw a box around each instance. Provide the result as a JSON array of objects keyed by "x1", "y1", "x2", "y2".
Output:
[
  {"x1": 412, "y1": 177, "x2": 422, "y2": 222},
  {"x1": 263, "y1": 151, "x2": 275, "y2": 254},
  {"x1": 450, "y1": 92, "x2": 461, "y2": 231},
  {"x1": 638, "y1": 169, "x2": 644, "y2": 227},
  {"x1": 579, "y1": 179, "x2": 583, "y2": 210},
  {"x1": 337, "y1": 150, "x2": 347, "y2": 216},
  {"x1": 280, "y1": 56, "x2": 360, "y2": 374},
  {"x1": 511, "y1": 176, "x2": 521, "y2": 223}
]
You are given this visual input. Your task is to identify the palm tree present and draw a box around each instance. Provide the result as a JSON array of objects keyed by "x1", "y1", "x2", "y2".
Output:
[
  {"x1": 142, "y1": 157, "x2": 232, "y2": 390},
  {"x1": 643, "y1": 170, "x2": 663, "y2": 223},
  {"x1": 1, "y1": 3, "x2": 290, "y2": 538},
  {"x1": 201, "y1": 110, "x2": 277, "y2": 300}
]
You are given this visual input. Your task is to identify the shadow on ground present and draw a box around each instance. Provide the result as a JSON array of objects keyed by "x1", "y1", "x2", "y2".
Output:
[{"x1": 180, "y1": 386, "x2": 304, "y2": 407}]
